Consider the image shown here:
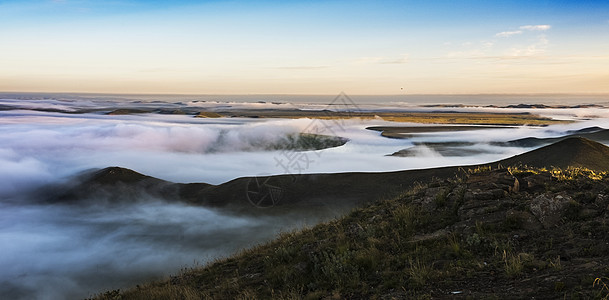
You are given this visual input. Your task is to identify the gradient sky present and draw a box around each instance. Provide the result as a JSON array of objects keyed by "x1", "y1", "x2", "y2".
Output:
[{"x1": 0, "y1": 0, "x2": 608, "y2": 94}]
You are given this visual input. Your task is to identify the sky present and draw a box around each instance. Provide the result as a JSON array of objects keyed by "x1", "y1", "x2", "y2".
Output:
[{"x1": 0, "y1": 0, "x2": 608, "y2": 95}]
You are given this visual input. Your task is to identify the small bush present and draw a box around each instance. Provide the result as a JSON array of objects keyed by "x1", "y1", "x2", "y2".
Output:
[
  {"x1": 407, "y1": 258, "x2": 434, "y2": 287},
  {"x1": 502, "y1": 250, "x2": 524, "y2": 277}
]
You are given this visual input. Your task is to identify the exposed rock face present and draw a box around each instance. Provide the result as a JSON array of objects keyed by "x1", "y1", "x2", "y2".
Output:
[
  {"x1": 596, "y1": 193, "x2": 609, "y2": 209},
  {"x1": 517, "y1": 172, "x2": 551, "y2": 193},
  {"x1": 464, "y1": 169, "x2": 519, "y2": 201},
  {"x1": 528, "y1": 193, "x2": 571, "y2": 228}
]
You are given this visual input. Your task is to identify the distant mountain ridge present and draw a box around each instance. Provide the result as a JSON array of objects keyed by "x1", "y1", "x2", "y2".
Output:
[
  {"x1": 499, "y1": 127, "x2": 609, "y2": 147},
  {"x1": 44, "y1": 137, "x2": 609, "y2": 213}
]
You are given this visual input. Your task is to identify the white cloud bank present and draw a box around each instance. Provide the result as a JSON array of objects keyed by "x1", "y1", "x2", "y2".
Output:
[
  {"x1": 496, "y1": 30, "x2": 523, "y2": 37},
  {"x1": 496, "y1": 24, "x2": 551, "y2": 37},
  {"x1": 520, "y1": 24, "x2": 551, "y2": 31},
  {"x1": 0, "y1": 104, "x2": 607, "y2": 299}
]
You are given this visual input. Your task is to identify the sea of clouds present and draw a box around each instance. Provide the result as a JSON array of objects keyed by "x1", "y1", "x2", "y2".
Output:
[{"x1": 1, "y1": 103, "x2": 609, "y2": 299}]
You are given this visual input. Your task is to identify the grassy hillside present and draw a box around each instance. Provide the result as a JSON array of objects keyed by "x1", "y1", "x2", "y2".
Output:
[{"x1": 93, "y1": 165, "x2": 609, "y2": 299}]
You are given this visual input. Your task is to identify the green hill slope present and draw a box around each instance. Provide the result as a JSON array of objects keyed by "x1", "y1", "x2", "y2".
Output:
[{"x1": 93, "y1": 166, "x2": 609, "y2": 299}]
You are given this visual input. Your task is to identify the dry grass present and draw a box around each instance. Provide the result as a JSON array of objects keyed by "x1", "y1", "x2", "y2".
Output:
[
  {"x1": 232, "y1": 111, "x2": 569, "y2": 126},
  {"x1": 508, "y1": 165, "x2": 608, "y2": 181},
  {"x1": 374, "y1": 112, "x2": 567, "y2": 126},
  {"x1": 408, "y1": 258, "x2": 435, "y2": 287},
  {"x1": 195, "y1": 111, "x2": 223, "y2": 118},
  {"x1": 594, "y1": 277, "x2": 609, "y2": 300},
  {"x1": 502, "y1": 250, "x2": 524, "y2": 277},
  {"x1": 550, "y1": 167, "x2": 607, "y2": 181}
]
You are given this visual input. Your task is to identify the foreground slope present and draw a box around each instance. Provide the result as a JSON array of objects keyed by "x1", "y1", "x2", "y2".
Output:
[
  {"x1": 90, "y1": 137, "x2": 609, "y2": 299},
  {"x1": 94, "y1": 166, "x2": 609, "y2": 299}
]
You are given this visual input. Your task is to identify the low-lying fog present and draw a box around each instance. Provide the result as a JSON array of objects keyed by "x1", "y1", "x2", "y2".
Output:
[
  {"x1": 0, "y1": 201, "x2": 310, "y2": 299},
  {"x1": 1, "y1": 105, "x2": 608, "y2": 299}
]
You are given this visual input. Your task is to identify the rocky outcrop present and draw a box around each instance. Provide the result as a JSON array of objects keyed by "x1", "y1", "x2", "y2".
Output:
[{"x1": 529, "y1": 193, "x2": 572, "y2": 228}]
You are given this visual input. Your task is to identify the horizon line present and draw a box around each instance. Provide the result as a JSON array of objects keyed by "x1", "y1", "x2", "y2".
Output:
[{"x1": 2, "y1": 91, "x2": 609, "y2": 97}]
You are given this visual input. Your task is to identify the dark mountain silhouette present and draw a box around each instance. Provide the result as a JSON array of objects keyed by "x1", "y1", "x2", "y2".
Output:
[
  {"x1": 46, "y1": 138, "x2": 609, "y2": 212},
  {"x1": 500, "y1": 127, "x2": 609, "y2": 147},
  {"x1": 497, "y1": 137, "x2": 609, "y2": 171},
  {"x1": 44, "y1": 167, "x2": 179, "y2": 205},
  {"x1": 83, "y1": 167, "x2": 166, "y2": 185},
  {"x1": 566, "y1": 126, "x2": 604, "y2": 134}
]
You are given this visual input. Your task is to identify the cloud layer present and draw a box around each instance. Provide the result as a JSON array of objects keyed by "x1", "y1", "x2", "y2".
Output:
[
  {"x1": 496, "y1": 24, "x2": 551, "y2": 37},
  {"x1": 1, "y1": 104, "x2": 608, "y2": 298}
]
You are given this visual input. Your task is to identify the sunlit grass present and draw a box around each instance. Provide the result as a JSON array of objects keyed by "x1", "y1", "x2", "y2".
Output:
[
  {"x1": 550, "y1": 167, "x2": 607, "y2": 181},
  {"x1": 508, "y1": 165, "x2": 608, "y2": 181},
  {"x1": 375, "y1": 112, "x2": 568, "y2": 126},
  {"x1": 232, "y1": 111, "x2": 570, "y2": 126},
  {"x1": 594, "y1": 277, "x2": 609, "y2": 300}
]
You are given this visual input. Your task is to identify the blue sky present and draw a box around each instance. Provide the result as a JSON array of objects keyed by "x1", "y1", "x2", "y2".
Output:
[{"x1": 0, "y1": 0, "x2": 608, "y2": 94}]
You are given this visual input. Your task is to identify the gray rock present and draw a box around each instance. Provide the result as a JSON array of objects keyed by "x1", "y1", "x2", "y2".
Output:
[{"x1": 529, "y1": 193, "x2": 571, "y2": 228}]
